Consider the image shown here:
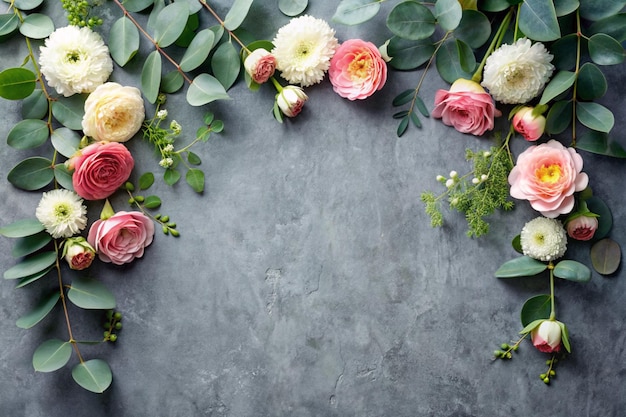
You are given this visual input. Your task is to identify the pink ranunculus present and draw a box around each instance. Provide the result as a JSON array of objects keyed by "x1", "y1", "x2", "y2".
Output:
[
  {"x1": 566, "y1": 215, "x2": 598, "y2": 241},
  {"x1": 276, "y1": 85, "x2": 308, "y2": 117},
  {"x1": 87, "y1": 211, "x2": 154, "y2": 265},
  {"x1": 512, "y1": 106, "x2": 546, "y2": 141},
  {"x1": 67, "y1": 141, "x2": 134, "y2": 201},
  {"x1": 328, "y1": 39, "x2": 387, "y2": 100},
  {"x1": 244, "y1": 48, "x2": 276, "y2": 84},
  {"x1": 508, "y1": 140, "x2": 589, "y2": 218},
  {"x1": 63, "y1": 236, "x2": 96, "y2": 270},
  {"x1": 531, "y1": 320, "x2": 562, "y2": 353},
  {"x1": 432, "y1": 78, "x2": 501, "y2": 136}
]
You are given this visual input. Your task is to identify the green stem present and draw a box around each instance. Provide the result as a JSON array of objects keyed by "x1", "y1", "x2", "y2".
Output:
[
  {"x1": 472, "y1": 8, "x2": 514, "y2": 83},
  {"x1": 270, "y1": 76, "x2": 283, "y2": 93},
  {"x1": 549, "y1": 262, "x2": 556, "y2": 320}
]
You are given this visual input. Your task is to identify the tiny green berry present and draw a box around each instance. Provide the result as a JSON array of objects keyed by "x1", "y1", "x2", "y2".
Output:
[
  {"x1": 161, "y1": 215, "x2": 170, "y2": 222},
  {"x1": 170, "y1": 229, "x2": 180, "y2": 237},
  {"x1": 104, "y1": 331, "x2": 110, "y2": 338},
  {"x1": 540, "y1": 373, "x2": 546, "y2": 379},
  {"x1": 549, "y1": 370, "x2": 556, "y2": 377},
  {"x1": 114, "y1": 312, "x2": 122, "y2": 320},
  {"x1": 500, "y1": 343, "x2": 510, "y2": 350},
  {"x1": 109, "y1": 334, "x2": 118, "y2": 342},
  {"x1": 115, "y1": 322, "x2": 123, "y2": 330},
  {"x1": 543, "y1": 377, "x2": 550, "y2": 384}
]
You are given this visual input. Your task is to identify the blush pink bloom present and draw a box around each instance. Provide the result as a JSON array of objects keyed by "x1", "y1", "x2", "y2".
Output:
[
  {"x1": 328, "y1": 39, "x2": 387, "y2": 100},
  {"x1": 508, "y1": 140, "x2": 588, "y2": 218},
  {"x1": 531, "y1": 320, "x2": 562, "y2": 353},
  {"x1": 67, "y1": 141, "x2": 134, "y2": 201},
  {"x1": 512, "y1": 106, "x2": 546, "y2": 141},
  {"x1": 276, "y1": 85, "x2": 308, "y2": 117},
  {"x1": 88, "y1": 211, "x2": 154, "y2": 265},
  {"x1": 432, "y1": 78, "x2": 500, "y2": 135},
  {"x1": 63, "y1": 237, "x2": 95, "y2": 270},
  {"x1": 244, "y1": 48, "x2": 276, "y2": 84},
  {"x1": 566, "y1": 215, "x2": 598, "y2": 241}
]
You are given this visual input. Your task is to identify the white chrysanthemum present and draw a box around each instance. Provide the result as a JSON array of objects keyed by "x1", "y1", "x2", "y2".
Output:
[
  {"x1": 39, "y1": 25, "x2": 113, "y2": 97},
  {"x1": 35, "y1": 189, "x2": 88, "y2": 239},
  {"x1": 520, "y1": 217, "x2": 567, "y2": 262},
  {"x1": 271, "y1": 15, "x2": 338, "y2": 87},
  {"x1": 481, "y1": 38, "x2": 554, "y2": 104}
]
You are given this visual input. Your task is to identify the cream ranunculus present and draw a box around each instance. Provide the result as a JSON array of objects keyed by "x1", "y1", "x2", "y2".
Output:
[{"x1": 82, "y1": 82, "x2": 145, "y2": 142}]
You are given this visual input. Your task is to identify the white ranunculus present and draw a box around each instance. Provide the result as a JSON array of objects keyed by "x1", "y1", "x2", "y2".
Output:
[{"x1": 35, "y1": 189, "x2": 87, "y2": 239}]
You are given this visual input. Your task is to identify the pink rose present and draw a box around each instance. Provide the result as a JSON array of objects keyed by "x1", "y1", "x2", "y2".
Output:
[
  {"x1": 88, "y1": 211, "x2": 154, "y2": 265},
  {"x1": 276, "y1": 85, "x2": 308, "y2": 117},
  {"x1": 512, "y1": 106, "x2": 546, "y2": 141},
  {"x1": 432, "y1": 78, "x2": 500, "y2": 135},
  {"x1": 328, "y1": 39, "x2": 387, "y2": 100},
  {"x1": 244, "y1": 48, "x2": 276, "y2": 84},
  {"x1": 68, "y1": 141, "x2": 134, "y2": 201},
  {"x1": 509, "y1": 140, "x2": 588, "y2": 218},
  {"x1": 63, "y1": 237, "x2": 95, "y2": 270},
  {"x1": 531, "y1": 320, "x2": 562, "y2": 353},
  {"x1": 566, "y1": 215, "x2": 598, "y2": 241}
]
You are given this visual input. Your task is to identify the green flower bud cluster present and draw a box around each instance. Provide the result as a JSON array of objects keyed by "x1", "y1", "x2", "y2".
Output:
[
  {"x1": 61, "y1": 0, "x2": 103, "y2": 28},
  {"x1": 493, "y1": 342, "x2": 519, "y2": 360},
  {"x1": 103, "y1": 310, "x2": 123, "y2": 343},
  {"x1": 540, "y1": 358, "x2": 558, "y2": 384},
  {"x1": 155, "y1": 213, "x2": 179, "y2": 237}
]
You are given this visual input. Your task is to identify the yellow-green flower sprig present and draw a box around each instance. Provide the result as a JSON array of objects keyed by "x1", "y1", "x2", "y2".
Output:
[{"x1": 61, "y1": 0, "x2": 104, "y2": 28}]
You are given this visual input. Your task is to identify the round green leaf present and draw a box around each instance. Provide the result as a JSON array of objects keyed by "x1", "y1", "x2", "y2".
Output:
[
  {"x1": 139, "y1": 172, "x2": 155, "y2": 190},
  {"x1": 0, "y1": 13, "x2": 19, "y2": 37},
  {"x1": 454, "y1": 10, "x2": 490, "y2": 49},
  {"x1": 435, "y1": 0, "x2": 462, "y2": 31},
  {"x1": 586, "y1": 196, "x2": 613, "y2": 239},
  {"x1": 153, "y1": 2, "x2": 189, "y2": 48},
  {"x1": 576, "y1": 101, "x2": 614, "y2": 133},
  {"x1": 33, "y1": 339, "x2": 72, "y2": 373},
  {"x1": 144, "y1": 195, "x2": 162, "y2": 209},
  {"x1": 0, "y1": 67, "x2": 36, "y2": 100},
  {"x1": 51, "y1": 95, "x2": 86, "y2": 130},
  {"x1": 481, "y1": 0, "x2": 510, "y2": 12},
  {"x1": 590, "y1": 238, "x2": 621, "y2": 275},
  {"x1": 54, "y1": 163, "x2": 74, "y2": 191},
  {"x1": 179, "y1": 29, "x2": 215, "y2": 72},
  {"x1": 435, "y1": 39, "x2": 472, "y2": 84},
  {"x1": 7, "y1": 119, "x2": 49, "y2": 150},
  {"x1": 161, "y1": 70, "x2": 185, "y2": 94},
  {"x1": 539, "y1": 71, "x2": 576, "y2": 104},
  {"x1": 211, "y1": 41, "x2": 241, "y2": 91},
  {"x1": 589, "y1": 13, "x2": 626, "y2": 42},
  {"x1": 545, "y1": 100, "x2": 572, "y2": 135},
  {"x1": 16, "y1": 291, "x2": 59, "y2": 329},
  {"x1": 223, "y1": 0, "x2": 254, "y2": 31},
  {"x1": 588, "y1": 33, "x2": 625, "y2": 66},
  {"x1": 186, "y1": 168, "x2": 204, "y2": 193},
  {"x1": 518, "y1": 0, "x2": 560, "y2": 41},
  {"x1": 495, "y1": 256, "x2": 548, "y2": 278},
  {"x1": 22, "y1": 89, "x2": 48, "y2": 119},
  {"x1": 142, "y1": 50, "x2": 162, "y2": 104},
  {"x1": 187, "y1": 151, "x2": 201, "y2": 165},
  {"x1": 67, "y1": 277, "x2": 116, "y2": 309},
  {"x1": 520, "y1": 294, "x2": 551, "y2": 327},
  {"x1": 11, "y1": 231, "x2": 52, "y2": 257},
  {"x1": 72, "y1": 359, "x2": 113, "y2": 393},
  {"x1": 387, "y1": 1, "x2": 436, "y2": 41},
  {"x1": 554, "y1": 0, "x2": 580, "y2": 16},
  {"x1": 579, "y1": 0, "x2": 626, "y2": 21},
  {"x1": 174, "y1": 12, "x2": 200, "y2": 48},
  {"x1": 512, "y1": 234, "x2": 522, "y2": 254},
  {"x1": 0, "y1": 219, "x2": 45, "y2": 238},
  {"x1": 19, "y1": 13, "x2": 54, "y2": 39},
  {"x1": 8, "y1": 157, "x2": 54, "y2": 190},
  {"x1": 123, "y1": 0, "x2": 154, "y2": 12},
  {"x1": 186, "y1": 73, "x2": 230, "y2": 106},
  {"x1": 576, "y1": 63, "x2": 607, "y2": 100},
  {"x1": 13, "y1": 0, "x2": 44, "y2": 10},
  {"x1": 332, "y1": 0, "x2": 380, "y2": 25},
  {"x1": 387, "y1": 37, "x2": 435, "y2": 70},
  {"x1": 553, "y1": 260, "x2": 591, "y2": 282},
  {"x1": 3, "y1": 251, "x2": 57, "y2": 280},
  {"x1": 550, "y1": 33, "x2": 578, "y2": 70},
  {"x1": 279, "y1": 0, "x2": 307, "y2": 16},
  {"x1": 51, "y1": 127, "x2": 81, "y2": 158},
  {"x1": 576, "y1": 130, "x2": 626, "y2": 158},
  {"x1": 109, "y1": 16, "x2": 140, "y2": 67},
  {"x1": 164, "y1": 168, "x2": 181, "y2": 185}
]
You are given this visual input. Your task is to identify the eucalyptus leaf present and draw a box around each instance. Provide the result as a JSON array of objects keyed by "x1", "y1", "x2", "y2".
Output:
[
  {"x1": 279, "y1": 0, "x2": 308, "y2": 16},
  {"x1": 67, "y1": 277, "x2": 116, "y2": 309},
  {"x1": 590, "y1": 238, "x2": 621, "y2": 275},
  {"x1": 211, "y1": 41, "x2": 241, "y2": 91},
  {"x1": 7, "y1": 119, "x2": 49, "y2": 150},
  {"x1": 161, "y1": 71, "x2": 185, "y2": 94},
  {"x1": 454, "y1": 10, "x2": 491, "y2": 49},
  {"x1": 554, "y1": 0, "x2": 579, "y2": 16},
  {"x1": 456, "y1": 39, "x2": 476, "y2": 73},
  {"x1": 588, "y1": 13, "x2": 626, "y2": 42},
  {"x1": 51, "y1": 95, "x2": 86, "y2": 130},
  {"x1": 153, "y1": 2, "x2": 189, "y2": 48},
  {"x1": 120, "y1": 0, "x2": 153, "y2": 12},
  {"x1": 32, "y1": 339, "x2": 72, "y2": 373},
  {"x1": 11, "y1": 232, "x2": 51, "y2": 258},
  {"x1": 539, "y1": 71, "x2": 575, "y2": 104},
  {"x1": 186, "y1": 74, "x2": 230, "y2": 106},
  {"x1": 586, "y1": 196, "x2": 613, "y2": 239},
  {"x1": 0, "y1": 219, "x2": 45, "y2": 238},
  {"x1": 545, "y1": 100, "x2": 572, "y2": 135},
  {"x1": 175, "y1": 12, "x2": 200, "y2": 48},
  {"x1": 22, "y1": 89, "x2": 48, "y2": 119},
  {"x1": 553, "y1": 260, "x2": 591, "y2": 282},
  {"x1": 518, "y1": 0, "x2": 560, "y2": 41},
  {"x1": 588, "y1": 33, "x2": 625, "y2": 66},
  {"x1": 481, "y1": 0, "x2": 510, "y2": 12},
  {"x1": 520, "y1": 294, "x2": 551, "y2": 327},
  {"x1": 576, "y1": 63, "x2": 607, "y2": 100},
  {"x1": 3, "y1": 251, "x2": 57, "y2": 280},
  {"x1": 175, "y1": 0, "x2": 203, "y2": 14},
  {"x1": 8, "y1": 157, "x2": 54, "y2": 190},
  {"x1": 109, "y1": 17, "x2": 140, "y2": 67},
  {"x1": 51, "y1": 127, "x2": 81, "y2": 158},
  {"x1": 0, "y1": 67, "x2": 36, "y2": 100},
  {"x1": 186, "y1": 168, "x2": 204, "y2": 193},
  {"x1": 576, "y1": 101, "x2": 614, "y2": 133},
  {"x1": 179, "y1": 29, "x2": 215, "y2": 72},
  {"x1": 54, "y1": 163, "x2": 74, "y2": 191},
  {"x1": 15, "y1": 267, "x2": 53, "y2": 288},
  {"x1": 576, "y1": 131, "x2": 626, "y2": 159},
  {"x1": 142, "y1": 50, "x2": 162, "y2": 104},
  {"x1": 209, "y1": 25, "x2": 225, "y2": 49},
  {"x1": 495, "y1": 256, "x2": 548, "y2": 278},
  {"x1": 386, "y1": 1, "x2": 436, "y2": 41},
  {"x1": 435, "y1": 0, "x2": 462, "y2": 31},
  {"x1": 16, "y1": 291, "x2": 59, "y2": 329},
  {"x1": 579, "y1": 0, "x2": 626, "y2": 21},
  {"x1": 223, "y1": 0, "x2": 254, "y2": 31},
  {"x1": 72, "y1": 359, "x2": 113, "y2": 393},
  {"x1": 332, "y1": 0, "x2": 381, "y2": 25},
  {"x1": 550, "y1": 33, "x2": 578, "y2": 70},
  {"x1": 435, "y1": 39, "x2": 472, "y2": 84},
  {"x1": 387, "y1": 37, "x2": 435, "y2": 70},
  {"x1": 19, "y1": 13, "x2": 54, "y2": 39},
  {"x1": 0, "y1": 13, "x2": 19, "y2": 37}
]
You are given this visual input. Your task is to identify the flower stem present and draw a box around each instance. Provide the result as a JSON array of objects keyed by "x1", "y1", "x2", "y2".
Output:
[
  {"x1": 472, "y1": 8, "x2": 514, "y2": 83},
  {"x1": 549, "y1": 262, "x2": 556, "y2": 320},
  {"x1": 198, "y1": 0, "x2": 251, "y2": 53}
]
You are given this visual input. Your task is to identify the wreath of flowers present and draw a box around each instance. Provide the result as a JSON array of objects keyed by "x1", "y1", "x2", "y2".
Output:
[{"x1": 0, "y1": 0, "x2": 624, "y2": 392}]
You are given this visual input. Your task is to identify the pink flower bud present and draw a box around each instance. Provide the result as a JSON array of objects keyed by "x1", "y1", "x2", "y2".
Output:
[
  {"x1": 243, "y1": 48, "x2": 276, "y2": 84},
  {"x1": 63, "y1": 237, "x2": 96, "y2": 270},
  {"x1": 566, "y1": 215, "x2": 598, "y2": 241},
  {"x1": 512, "y1": 106, "x2": 546, "y2": 141},
  {"x1": 276, "y1": 85, "x2": 308, "y2": 117},
  {"x1": 531, "y1": 320, "x2": 562, "y2": 353}
]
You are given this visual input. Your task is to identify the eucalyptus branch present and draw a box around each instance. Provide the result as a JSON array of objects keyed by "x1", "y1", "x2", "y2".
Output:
[{"x1": 198, "y1": 0, "x2": 250, "y2": 53}]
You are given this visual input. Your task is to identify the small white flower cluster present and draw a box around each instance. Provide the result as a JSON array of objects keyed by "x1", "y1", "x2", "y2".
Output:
[
  {"x1": 437, "y1": 170, "x2": 459, "y2": 189},
  {"x1": 520, "y1": 217, "x2": 567, "y2": 262},
  {"x1": 170, "y1": 121, "x2": 182, "y2": 135}
]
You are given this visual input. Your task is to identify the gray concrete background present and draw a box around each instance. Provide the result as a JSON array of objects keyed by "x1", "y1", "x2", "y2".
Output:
[{"x1": 1, "y1": 1, "x2": 625, "y2": 416}]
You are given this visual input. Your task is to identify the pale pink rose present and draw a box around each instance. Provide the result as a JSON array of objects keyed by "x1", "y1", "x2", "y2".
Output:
[
  {"x1": 531, "y1": 320, "x2": 562, "y2": 353},
  {"x1": 566, "y1": 215, "x2": 598, "y2": 241},
  {"x1": 82, "y1": 82, "x2": 145, "y2": 143},
  {"x1": 68, "y1": 141, "x2": 134, "y2": 201},
  {"x1": 87, "y1": 211, "x2": 154, "y2": 265},
  {"x1": 432, "y1": 78, "x2": 500, "y2": 135},
  {"x1": 508, "y1": 140, "x2": 588, "y2": 218},
  {"x1": 63, "y1": 237, "x2": 95, "y2": 270},
  {"x1": 276, "y1": 85, "x2": 308, "y2": 117},
  {"x1": 244, "y1": 48, "x2": 276, "y2": 84},
  {"x1": 512, "y1": 106, "x2": 546, "y2": 141},
  {"x1": 328, "y1": 39, "x2": 387, "y2": 100}
]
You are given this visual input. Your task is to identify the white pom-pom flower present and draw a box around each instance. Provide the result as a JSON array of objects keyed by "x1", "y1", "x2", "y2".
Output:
[
  {"x1": 520, "y1": 217, "x2": 567, "y2": 262},
  {"x1": 35, "y1": 189, "x2": 88, "y2": 239}
]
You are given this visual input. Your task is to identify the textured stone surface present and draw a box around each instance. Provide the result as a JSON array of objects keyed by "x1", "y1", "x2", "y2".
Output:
[{"x1": 1, "y1": 2, "x2": 625, "y2": 416}]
